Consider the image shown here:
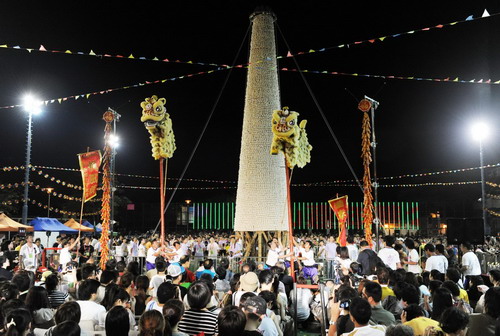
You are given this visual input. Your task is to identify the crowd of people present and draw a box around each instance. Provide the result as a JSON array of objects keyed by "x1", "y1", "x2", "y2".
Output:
[{"x1": 0, "y1": 230, "x2": 499, "y2": 335}]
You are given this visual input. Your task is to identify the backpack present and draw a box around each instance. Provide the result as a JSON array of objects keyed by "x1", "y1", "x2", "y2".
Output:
[{"x1": 361, "y1": 249, "x2": 383, "y2": 275}]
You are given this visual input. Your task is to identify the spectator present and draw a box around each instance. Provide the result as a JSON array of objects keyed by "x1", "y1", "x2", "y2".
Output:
[
  {"x1": 45, "y1": 274, "x2": 69, "y2": 309},
  {"x1": 404, "y1": 238, "x2": 421, "y2": 274},
  {"x1": 343, "y1": 297, "x2": 385, "y2": 335},
  {"x1": 50, "y1": 321, "x2": 80, "y2": 336},
  {"x1": 196, "y1": 259, "x2": 216, "y2": 279},
  {"x1": 429, "y1": 287, "x2": 453, "y2": 321},
  {"x1": 438, "y1": 307, "x2": 469, "y2": 336},
  {"x1": 76, "y1": 279, "x2": 105, "y2": 331},
  {"x1": 259, "y1": 291, "x2": 282, "y2": 336},
  {"x1": 467, "y1": 287, "x2": 500, "y2": 335},
  {"x1": 290, "y1": 276, "x2": 312, "y2": 324},
  {"x1": 0, "y1": 299, "x2": 26, "y2": 332},
  {"x1": 362, "y1": 281, "x2": 395, "y2": 326},
  {"x1": 234, "y1": 272, "x2": 259, "y2": 306},
  {"x1": 178, "y1": 282, "x2": 218, "y2": 336},
  {"x1": 44, "y1": 301, "x2": 82, "y2": 336},
  {"x1": 218, "y1": 305, "x2": 246, "y2": 336},
  {"x1": 150, "y1": 258, "x2": 167, "y2": 298},
  {"x1": 135, "y1": 275, "x2": 151, "y2": 315},
  {"x1": 402, "y1": 304, "x2": 439, "y2": 336},
  {"x1": 441, "y1": 281, "x2": 472, "y2": 313},
  {"x1": 98, "y1": 285, "x2": 135, "y2": 330},
  {"x1": 180, "y1": 256, "x2": 195, "y2": 283},
  {"x1": 378, "y1": 236, "x2": 401, "y2": 270},
  {"x1": 460, "y1": 242, "x2": 481, "y2": 279},
  {"x1": 167, "y1": 264, "x2": 188, "y2": 299},
  {"x1": 424, "y1": 244, "x2": 446, "y2": 274},
  {"x1": 96, "y1": 269, "x2": 117, "y2": 304},
  {"x1": 12, "y1": 271, "x2": 32, "y2": 302},
  {"x1": 163, "y1": 299, "x2": 188, "y2": 336},
  {"x1": 0, "y1": 254, "x2": 13, "y2": 280},
  {"x1": 376, "y1": 267, "x2": 395, "y2": 300},
  {"x1": 146, "y1": 282, "x2": 179, "y2": 312},
  {"x1": 105, "y1": 306, "x2": 130, "y2": 336},
  {"x1": 139, "y1": 310, "x2": 165, "y2": 336},
  {"x1": 356, "y1": 240, "x2": 380, "y2": 276},
  {"x1": 474, "y1": 270, "x2": 500, "y2": 313},
  {"x1": 242, "y1": 295, "x2": 278, "y2": 336},
  {"x1": 385, "y1": 324, "x2": 414, "y2": 336},
  {"x1": 215, "y1": 266, "x2": 230, "y2": 293},
  {"x1": 328, "y1": 286, "x2": 357, "y2": 335},
  {"x1": 4, "y1": 308, "x2": 32, "y2": 336},
  {"x1": 26, "y1": 286, "x2": 55, "y2": 329}
]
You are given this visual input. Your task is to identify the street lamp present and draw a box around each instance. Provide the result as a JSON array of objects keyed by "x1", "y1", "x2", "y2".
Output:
[
  {"x1": 471, "y1": 121, "x2": 490, "y2": 236},
  {"x1": 45, "y1": 188, "x2": 54, "y2": 217},
  {"x1": 21, "y1": 94, "x2": 42, "y2": 225}
]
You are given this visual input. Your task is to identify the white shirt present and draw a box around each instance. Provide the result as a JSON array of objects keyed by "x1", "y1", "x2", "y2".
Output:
[
  {"x1": 292, "y1": 288, "x2": 312, "y2": 321},
  {"x1": 341, "y1": 325, "x2": 385, "y2": 336},
  {"x1": 347, "y1": 244, "x2": 359, "y2": 262},
  {"x1": 266, "y1": 249, "x2": 280, "y2": 267},
  {"x1": 150, "y1": 274, "x2": 166, "y2": 297},
  {"x1": 77, "y1": 300, "x2": 106, "y2": 329},
  {"x1": 325, "y1": 242, "x2": 337, "y2": 259},
  {"x1": 146, "y1": 247, "x2": 159, "y2": 264},
  {"x1": 207, "y1": 243, "x2": 219, "y2": 257},
  {"x1": 19, "y1": 243, "x2": 40, "y2": 271},
  {"x1": 378, "y1": 247, "x2": 400, "y2": 270},
  {"x1": 462, "y1": 251, "x2": 481, "y2": 276},
  {"x1": 407, "y1": 249, "x2": 422, "y2": 274},
  {"x1": 301, "y1": 249, "x2": 315, "y2": 266},
  {"x1": 59, "y1": 247, "x2": 72, "y2": 266},
  {"x1": 425, "y1": 255, "x2": 447, "y2": 273},
  {"x1": 138, "y1": 244, "x2": 146, "y2": 257}
]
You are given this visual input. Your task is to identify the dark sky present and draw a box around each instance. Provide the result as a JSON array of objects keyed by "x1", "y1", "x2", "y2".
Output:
[{"x1": 1, "y1": 1, "x2": 500, "y2": 222}]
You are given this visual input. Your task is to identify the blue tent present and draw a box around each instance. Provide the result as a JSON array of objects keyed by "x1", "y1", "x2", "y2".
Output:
[
  {"x1": 30, "y1": 217, "x2": 78, "y2": 234},
  {"x1": 82, "y1": 220, "x2": 101, "y2": 233}
]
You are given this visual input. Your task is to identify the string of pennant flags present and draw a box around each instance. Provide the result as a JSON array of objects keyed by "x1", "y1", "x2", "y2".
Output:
[
  {"x1": 0, "y1": 9, "x2": 494, "y2": 75},
  {"x1": 280, "y1": 67, "x2": 500, "y2": 85},
  {"x1": 487, "y1": 209, "x2": 500, "y2": 217},
  {"x1": 0, "y1": 67, "x2": 229, "y2": 110},
  {"x1": 0, "y1": 10, "x2": 497, "y2": 111},
  {"x1": 0, "y1": 181, "x2": 101, "y2": 202}
]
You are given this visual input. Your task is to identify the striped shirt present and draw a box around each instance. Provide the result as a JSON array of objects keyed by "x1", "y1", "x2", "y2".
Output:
[
  {"x1": 47, "y1": 290, "x2": 69, "y2": 308},
  {"x1": 178, "y1": 309, "x2": 218, "y2": 336}
]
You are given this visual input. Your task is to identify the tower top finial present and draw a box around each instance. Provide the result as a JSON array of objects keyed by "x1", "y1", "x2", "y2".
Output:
[{"x1": 249, "y1": 6, "x2": 276, "y2": 22}]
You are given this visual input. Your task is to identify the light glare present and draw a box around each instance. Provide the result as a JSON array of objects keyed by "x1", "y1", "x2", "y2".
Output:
[
  {"x1": 471, "y1": 122, "x2": 490, "y2": 142},
  {"x1": 22, "y1": 95, "x2": 42, "y2": 115},
  {"x1": 108, "y1": 134, "x2": 120, "y2": 148}
]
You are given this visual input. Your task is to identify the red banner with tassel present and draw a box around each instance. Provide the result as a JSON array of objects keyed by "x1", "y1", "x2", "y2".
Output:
[{"x1": 328, "y1": 195, "x2": 348, "y2": 247}]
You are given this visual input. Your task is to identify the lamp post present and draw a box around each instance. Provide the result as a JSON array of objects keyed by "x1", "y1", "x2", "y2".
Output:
[
  {"x1": 471, "y1": 122, "x2": 489, "y2": 236},
  {"x1": 21, "y1": 95, "x2": 42, "y2": 225},
  {"x1": 46, "y1": 188, "x2": 54, "y2": 217},
  {"x1": 106, "y1": 108, "x2": 120, "y2": 245},
  {"x1": 185, "y1": 200, "x2": 191, "y2": 234}
]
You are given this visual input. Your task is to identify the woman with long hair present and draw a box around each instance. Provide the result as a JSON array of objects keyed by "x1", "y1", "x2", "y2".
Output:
[
  {"x1": 139, "y1": 310, "x2": 165, "y2": 336},
  {"x1": 25, "y1": 286, "x2": 55, "y2": 329},
  {"x1": 429, "y1": 287, "x2": 453, "y2": 321},
  {"x1": 163, "y1": 299, "x2": 188, "y2": 336},
  {"x1": 98, "y1": 284, "x2": 135, "y2": 330},
  {"x1": 105, "y1": 306, "x2": 130, "y2": 336},
  {"x1": 135, "y1": 275, "x2": 151, "y2": 315}
]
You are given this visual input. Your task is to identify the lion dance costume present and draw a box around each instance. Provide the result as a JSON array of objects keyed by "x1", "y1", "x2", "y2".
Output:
[
  {"x1": 270, "y1": 106, "x2": 312, "y2": 168},
  {"x1": 140, "y1": 95, "x2": 176, "y2": 160}
]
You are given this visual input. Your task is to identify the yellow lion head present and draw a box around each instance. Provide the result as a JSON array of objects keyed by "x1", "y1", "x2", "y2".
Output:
[
  {"x1": 271, "y1": 107, "x2": 299, "y2": 138},
  {"x1": 140, "y1": 95, "x2": 167, "y2": 129}
]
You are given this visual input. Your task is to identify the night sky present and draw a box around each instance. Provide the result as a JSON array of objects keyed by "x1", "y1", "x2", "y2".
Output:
[{"x1": 1, "y1": 1, "x2": 500, "y2": 228}]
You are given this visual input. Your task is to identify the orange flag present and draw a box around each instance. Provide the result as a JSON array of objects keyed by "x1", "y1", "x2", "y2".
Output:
[
  {"x1": 78, "y1": 150, "x2": 102, "y2": 202},
  {"x1": 328, "y1": 195, "x2": 349, "y2": 247}
]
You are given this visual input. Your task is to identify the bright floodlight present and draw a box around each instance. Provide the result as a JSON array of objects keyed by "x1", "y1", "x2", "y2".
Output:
[
  {"x1": 22, "y1": 95, "x2": 42, "y2": 115},
  {"x1": 108, "y1": 134, "x2": 120, "y2": 148},
  {"x1": 471, "y1": 122, "x2": 490, "y2": 142}
]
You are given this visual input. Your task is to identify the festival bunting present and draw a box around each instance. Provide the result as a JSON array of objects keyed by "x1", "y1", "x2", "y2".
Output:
[
  {"x1": 279, "y1": 67, "x2": 500, "y2": 85},
  {"x1": 329, "y1": 195, "x2": 349, "y2": 246},
  {"x1": 78, "y1": 151, "x2": 102, "y2": 202}
]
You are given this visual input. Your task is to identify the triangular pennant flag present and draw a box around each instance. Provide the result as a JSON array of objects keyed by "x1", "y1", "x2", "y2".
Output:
[
  {"x1": 309, "y1": 49, "x2": 315, "y2": 53},
  {"x1": 128, "y1": 54, "x2": 134, "y2": 59},
  {"x1": 75, "y1": 95, "x2": 79, "y2": 100},
  {"x1": 494, "y1": 80, "x2": 500, "y2": 84},
  {"x1": 469, "y1": 79, "x2": 475, "y2": 82},
  {"x1": 161, "y1": 79, "x2": 167, "y2": 83},
  {"x1": 478, "y1": 79, "x2": 483, "y2": 83},
  {"x1": 482, "y1": 9, "x2": 490, "y2": 18},
  {"x1": 57, "y1": 98, "x2": 62, "y2": 104},
  {"x1": 187, "y1": 60, "x2": 193, "y2": 63},
  {"x1": 27, "y1": 49, "x2": 33, "y2": 53},
  {"x1": 39, "y1": 45, "x2": 47, "y2": 51},
  {"x1": 379, "y1": 37, "x2": 386, "y2": 41},
  {"x1": 322, "y1": 71, "x2": 328, "y2": 74},
  {"x1": 435, "y1": 24, "x2": 444, "y2": 28},
  {"x1": 86, "y1": 94, "x2": 90, "y2": 99},
  {"x1": 276, "y1": 55, "x2": 283, "y2": 59},
  {"x1": 450, "y1": 22, "x2": 458, "y2": 25},
  {"x1": 163, "y1": 58, "x2": 169, "y2": 62},
  {"x1": 153, "y1": 57, "x2": 159, "y2": 61},
  {"x1": 287, "y1": 51, "x2": 292, "y2": 57},
  {"x1": 368, "y1": 39, "x2": 375, "y2": 43},
  {"x1": 65, "y1": 50, "x2": 72, "y2": 54},
  {"x1": 453, "y1": 78, "x2": 459, "y2": 82},
  {"x1": 408, "y1": 31, "x2": 415, "y2": 34},
  {"x1": 486, "y1": 79, "x2": 491, "y2": 84},
  {"x1": 338, "y1": 44, "x2": 345, "y2": 48},
  {"x1": 89, "y1": 50, "x2": 96, "y2": 56},
  {"x1": 0, "y1": 44, "x2": 7, "y2": 48},
  {"x1": 465, "y1": 15, "x2": 473, "y2": 21}
]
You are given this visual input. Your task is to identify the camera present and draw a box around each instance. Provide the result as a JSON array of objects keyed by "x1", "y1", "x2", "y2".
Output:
[{"x1": 339, "y1": 299, "x2": 350, "y2": 309}]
